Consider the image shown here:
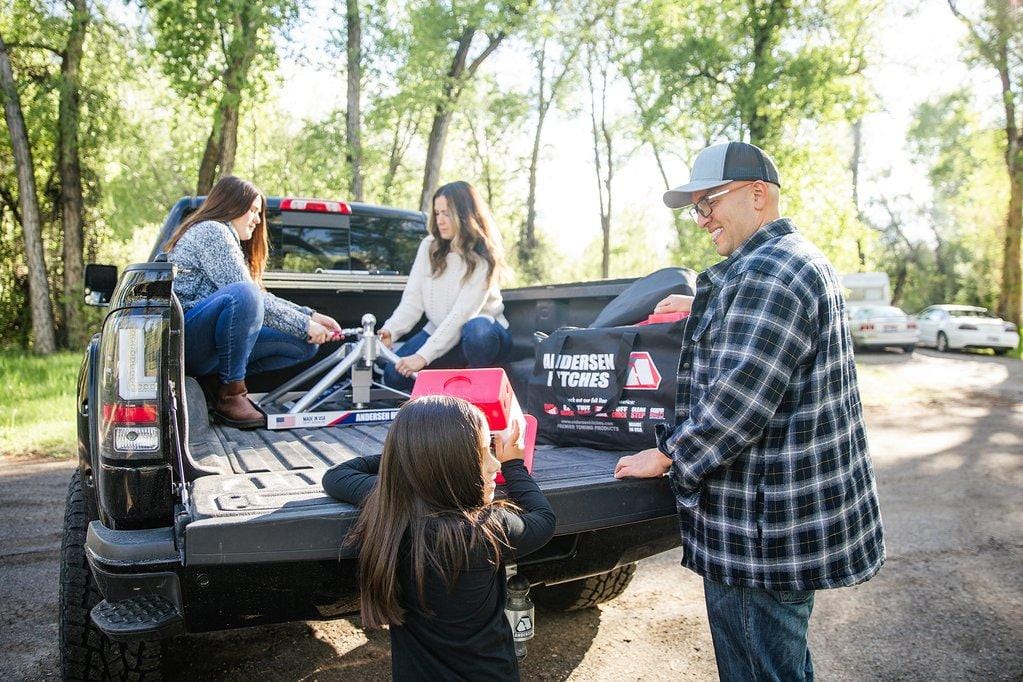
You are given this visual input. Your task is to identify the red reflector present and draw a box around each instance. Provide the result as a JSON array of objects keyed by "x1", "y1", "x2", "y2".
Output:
[
  {"x1": 103, "y1": 403, "x2": 159, "y2": 424},
  {"x1": 908, "y1": 322, "x2": 917, "y2": 329},
  {"x1": 280, "y1": 198, "x2": 352, "y2": 214}
]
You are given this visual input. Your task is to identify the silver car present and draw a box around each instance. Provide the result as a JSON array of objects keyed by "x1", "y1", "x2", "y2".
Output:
[
  {"x1": 916, "y1": 305, "x2": 1019, "y2": 355},
  {"x1": 848, "y1": 305, "x2": 919, "y2": 353}
]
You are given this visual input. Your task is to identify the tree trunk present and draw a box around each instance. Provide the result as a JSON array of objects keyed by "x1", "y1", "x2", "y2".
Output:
[
  {"x1": 946, "y1": 0, "x2": 1021, "y2": 324},
  {"x1": 850, "y1": 117, "x2": 868, "y2": 268},
  {"x1": 523, "y1": 107, "x2": 545, "y2": 253},
  {"x1": 995, "y1": 35, "x2": 1021, "y2": 325},
  {"x1": 0, "y1": 33, "x2": 56, "y2": 353},
  {"x1": 217, "y1": 97, "x2": 240, "y2": 177},
  {"x1": 419, "y1": 29, "x2": 506, "y2": 212},
  {"x1": 197, "y1": 11, "x2": 256, "y2": 195},
  {"x1": 419, "y1": 30, "x2": 473, "y2": 213},
  {"x1": 999, "y1": 162, "x2": 1022, "y2": 324},
  {"x1": 196, "y1": 127, "x2": 222, "y2": 195},
  {"x1": 345, "y1": 0, "x2": 363, "y2": 200},
  {"x1": 586, "y1": 48, "x2": 613, "y2": 279},
  {"x1": 744, "y1": 0, "x2": 789, "y2": 146},
  {"x1": 58, "y1": 0, "x2": 89, "y2": 348}
]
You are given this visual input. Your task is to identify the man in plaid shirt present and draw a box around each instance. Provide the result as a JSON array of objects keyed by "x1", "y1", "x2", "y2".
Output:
[{"x1": 615, "y1": 142, "x2": 884, "y2": 681}]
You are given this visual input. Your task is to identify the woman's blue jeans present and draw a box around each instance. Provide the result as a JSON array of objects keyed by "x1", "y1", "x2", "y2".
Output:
[
  {"x1": 183, "y1": 282, "x2": 317, "y2": 383},
  {"x1": 382, "y1": 316, "x2": 513, "y2": 392},
  {"x1": 703, "y1": 578, "x2": 816, "y2": 682}
]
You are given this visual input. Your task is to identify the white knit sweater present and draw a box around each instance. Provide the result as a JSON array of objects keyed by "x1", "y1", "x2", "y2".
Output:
[{"x1": 381, "y1": 236, "x2": 508, "y2": 363}]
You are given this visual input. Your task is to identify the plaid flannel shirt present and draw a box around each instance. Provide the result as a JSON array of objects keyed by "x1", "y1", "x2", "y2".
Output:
[{"x1": 657, "y1": 219, "x2": 885, "y2": 591}]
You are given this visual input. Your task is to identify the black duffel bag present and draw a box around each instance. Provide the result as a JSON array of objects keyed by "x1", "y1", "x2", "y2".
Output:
[{"x1": 526, "y1": 320, "x2": 683, "y2": 451}]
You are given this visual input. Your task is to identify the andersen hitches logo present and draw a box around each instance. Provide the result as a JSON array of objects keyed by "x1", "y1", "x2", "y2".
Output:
[{"x1": 541, "y1": 351, "x2": 662, "y2": 390}]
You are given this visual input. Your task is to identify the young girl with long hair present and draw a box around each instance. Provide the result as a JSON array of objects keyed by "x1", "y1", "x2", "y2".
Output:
[
  {"x1": 322, "y1": 396, "x2": 555, "y2": 681},
  {"x1": 378, "y1": 181, "x2": 512, "y2": 391},
  {"x1": 166, "y1": 176, "x2": 342, "y2": 428}
]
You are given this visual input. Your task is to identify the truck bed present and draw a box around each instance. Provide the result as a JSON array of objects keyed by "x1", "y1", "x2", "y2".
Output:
[{"x1": 180, "y1": 379, "x2": 678, "y2": 566}]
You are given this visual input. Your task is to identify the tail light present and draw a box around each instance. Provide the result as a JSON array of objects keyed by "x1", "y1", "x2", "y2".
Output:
[
  {"x1": 97, "y1": 314, "x2": 166, "y2": 461},
  {"x1": 1006, "y1": 323, "x2": 1018, "y2": 333},
  {"x1": 958, "y1": 324, "x2": 978, "y2": 330},
  {"x1": 907, "y1": 322, "x2": 917, "y2": 329},
  {"x1": 859, "y1": 323, "x2": 874, "y2": 331}
]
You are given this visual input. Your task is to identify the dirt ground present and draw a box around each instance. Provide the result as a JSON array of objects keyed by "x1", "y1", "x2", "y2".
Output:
[{"x1": 2, "y1": 348, "x2": 1021, "y2": 680}]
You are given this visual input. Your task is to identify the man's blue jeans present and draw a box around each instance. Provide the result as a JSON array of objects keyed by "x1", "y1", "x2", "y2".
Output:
[
  {"x1": 183, "y1": 282, "x2": 317, "y2": 383},
  {"x1": 382, "y1": 316, "x2": 513, "y2": 392},
  {"x1": 703, "y1": 578, "x2": 815, "y2": 682}
]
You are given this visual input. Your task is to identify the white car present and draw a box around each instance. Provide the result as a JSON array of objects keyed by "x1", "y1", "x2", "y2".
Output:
[
  {"x1": 848, "y1": 305, "x2": 919, "y2": 353},
  {"x1": 915, "y1": 305, "x2": 1020, "y2": 355}
]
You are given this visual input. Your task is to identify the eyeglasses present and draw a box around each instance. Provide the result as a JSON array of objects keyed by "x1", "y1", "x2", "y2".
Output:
[{"x1": 687, "y1": 182, "x2": 753, "y2": 222}]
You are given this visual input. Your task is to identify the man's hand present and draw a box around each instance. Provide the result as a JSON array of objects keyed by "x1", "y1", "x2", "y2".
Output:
[
  {"x1": 614, "y1": 447, "x2": 672, "y2": 479},
  {"x1": 395, "y1": 354, "x2": 427, "y2": 377},
  {"x1": 378, "y1": 329, "x2": 393, "y2": 348},
  {"x1": 654, "y1": 294, "x2": 694, "y2": 315}
]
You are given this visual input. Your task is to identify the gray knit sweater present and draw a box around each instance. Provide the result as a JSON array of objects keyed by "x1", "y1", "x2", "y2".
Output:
[{"x1": 168, "y1": 220, "x2": 312, "y2": 339}]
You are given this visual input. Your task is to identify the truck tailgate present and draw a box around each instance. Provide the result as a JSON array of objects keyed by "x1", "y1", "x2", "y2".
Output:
[{"x1": 184, "y1": 421, "x2": 677, "y2": 566}]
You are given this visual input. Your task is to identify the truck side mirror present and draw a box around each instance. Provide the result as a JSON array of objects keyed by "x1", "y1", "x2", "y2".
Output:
[{"x1": 84, "y1": 264, "x2": 118, "y2": 306}]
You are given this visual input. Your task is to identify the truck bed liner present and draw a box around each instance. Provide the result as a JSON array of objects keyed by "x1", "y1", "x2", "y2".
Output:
[{"x1": 181, "y1": 380, "x2": 679, "y2": 566}]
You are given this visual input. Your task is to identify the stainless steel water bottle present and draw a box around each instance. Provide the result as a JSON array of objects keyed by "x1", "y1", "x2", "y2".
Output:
[{"x1": 505, "y1": 573, "x2": 534, "y2": 661}]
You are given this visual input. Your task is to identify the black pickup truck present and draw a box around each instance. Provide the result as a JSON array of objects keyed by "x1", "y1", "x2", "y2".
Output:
[{"x1": 61, "y1": 196, "x2": 681, "y2": 679}]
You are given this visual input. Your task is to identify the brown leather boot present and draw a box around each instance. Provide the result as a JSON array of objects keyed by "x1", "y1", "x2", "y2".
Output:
[
  {"x1": 197, "y1": 374, "x2": 220, "y2": 406},
  {"x1": 213, "y1": 380, "x2": 265, "y2": 430}
]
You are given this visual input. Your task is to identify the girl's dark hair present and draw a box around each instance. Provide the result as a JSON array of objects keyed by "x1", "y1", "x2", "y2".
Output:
[
  {"x1": 352, "y1": 395, "x2": 510, "y2": 628},
  {"x1": 164, "y1": 176, "x2": 269, "y2": 282},
  {"x1": 428, "y1": 181, "x2": 504, "y2": 288}
]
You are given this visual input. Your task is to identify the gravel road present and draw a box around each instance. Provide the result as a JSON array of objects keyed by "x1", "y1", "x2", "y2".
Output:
[{"x1": 2, "y1": 348, "x2": 1021, "y2": 680}]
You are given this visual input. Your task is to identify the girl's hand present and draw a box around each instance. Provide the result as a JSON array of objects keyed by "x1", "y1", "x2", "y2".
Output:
[
  {"x1": 654, "y1": 294, "x2": 693, "y2": 315},
  {"x1": 307, "y1": 319, "x2": 332, "y2": 345},
  {"x1": 378, "y1": 329, "x2": 393, "y2": 348},
  {"x1": 395, "y1": 354, "x2": 427, "y2": 377},
  {"x1": 494, "y1": 420, "x2": 524, "y2": 463},
  {"x1": 311, "y1": 312, "x2": 342, "y2": 338}
]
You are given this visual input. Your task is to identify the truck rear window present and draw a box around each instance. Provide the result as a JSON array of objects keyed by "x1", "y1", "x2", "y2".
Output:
[{"x1": 266, "y1": 212, "x2": 424, "y2": 275}]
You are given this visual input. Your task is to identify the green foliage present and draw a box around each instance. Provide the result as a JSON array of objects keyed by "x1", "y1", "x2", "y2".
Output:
[
  {"x1": 621, "y1": 0, "x2": 875, "y2": 155},
  {"x1": 0, "y1": 350, "x2": 80, "y2": 457},
  {"x1": 867, "y1": 90, "x2": 1007, "y2": 314},
  {"x1": 139, "y1": 0, "x2": 300, "y2": 104}
]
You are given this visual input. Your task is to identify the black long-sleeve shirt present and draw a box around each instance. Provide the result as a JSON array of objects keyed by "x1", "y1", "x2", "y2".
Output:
[{"x1": 322, "y1": 455, "x2": 556, "y2": 681}]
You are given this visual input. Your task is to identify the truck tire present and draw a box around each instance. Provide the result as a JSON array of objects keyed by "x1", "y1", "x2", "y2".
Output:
[
  {"x1": 532, "y1": 563, "x2": 637, "y2": 611},
  {"x1": 60, "y1": 470, "x2": 164, "y2": 680}
]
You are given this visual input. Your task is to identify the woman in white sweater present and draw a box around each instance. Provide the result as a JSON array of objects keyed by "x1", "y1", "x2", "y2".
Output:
[{"x1": 379, "y1": 181, "x2": 511, "y2": 391}]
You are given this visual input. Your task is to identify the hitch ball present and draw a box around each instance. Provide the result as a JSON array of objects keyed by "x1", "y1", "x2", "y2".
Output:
[{"x1": 505, "y1": 573, "x2": 534, "y2": 661}]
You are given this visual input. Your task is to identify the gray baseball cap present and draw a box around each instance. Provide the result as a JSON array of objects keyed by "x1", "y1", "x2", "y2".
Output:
[{"x1": 663, "y1": 141, "x2": 781, "y2": 209}]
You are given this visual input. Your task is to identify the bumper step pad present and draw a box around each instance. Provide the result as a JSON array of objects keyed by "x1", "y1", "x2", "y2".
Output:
[{"x1": 91, "y1": 595, "x2": 184, "y2": 642}]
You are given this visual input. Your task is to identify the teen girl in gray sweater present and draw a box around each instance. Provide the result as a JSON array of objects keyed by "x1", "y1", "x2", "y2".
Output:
[{"x1": 166, "y1": 176, "x2": 341, "y2": 428}]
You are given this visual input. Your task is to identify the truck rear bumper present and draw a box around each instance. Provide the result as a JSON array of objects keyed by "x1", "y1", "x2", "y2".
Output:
[
  {"x1": 86, "y1": 516, "x2": 681, "y2": 637},
  {"x1": 85, "y1": 522, "x2": 186, "y2": 641}
]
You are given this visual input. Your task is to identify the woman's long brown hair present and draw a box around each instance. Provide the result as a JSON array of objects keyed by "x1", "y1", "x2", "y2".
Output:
[
  {"x1": 164, "y1": 176, "x2": 269, "y2": 282},
  {"x1": 428, "y1": 181, "x2": 504, "y2": 288},
  {"x1": 351, "y1": 396, "x2": 511, "y2": 628}
]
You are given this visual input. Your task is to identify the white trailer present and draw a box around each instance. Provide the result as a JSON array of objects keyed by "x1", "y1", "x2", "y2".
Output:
[{"x1": 841, "y1": 272, "x2": 891, "y2": 307}]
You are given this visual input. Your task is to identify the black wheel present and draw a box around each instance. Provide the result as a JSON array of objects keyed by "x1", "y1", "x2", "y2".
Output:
[
  {"x1": 993, "y1": 348, "x2": 1010, "y2": 356},
  {"x1": 902, "y1": 345, "x2": 915, "y2": 354},
  {"x1": 60, "y1": 470, "x2": 164, "y2": 680},
  {"x1": 936, "y1": 332, "x2": 950, "y2": 353},
  {"x1": 531, "y1": 563, "x2": 637, "y2": 611}
]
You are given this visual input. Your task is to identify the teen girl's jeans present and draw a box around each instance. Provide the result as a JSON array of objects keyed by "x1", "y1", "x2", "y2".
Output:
[
  {"x1": 703, "y1": 578, "x2": 815, "y2": 682},
  {"x1": 382, "y1": 316, "x2": 513, "y2": 392},
  {"x1": 183, "y1": 282, "x2": 317, "y2": 383}
]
